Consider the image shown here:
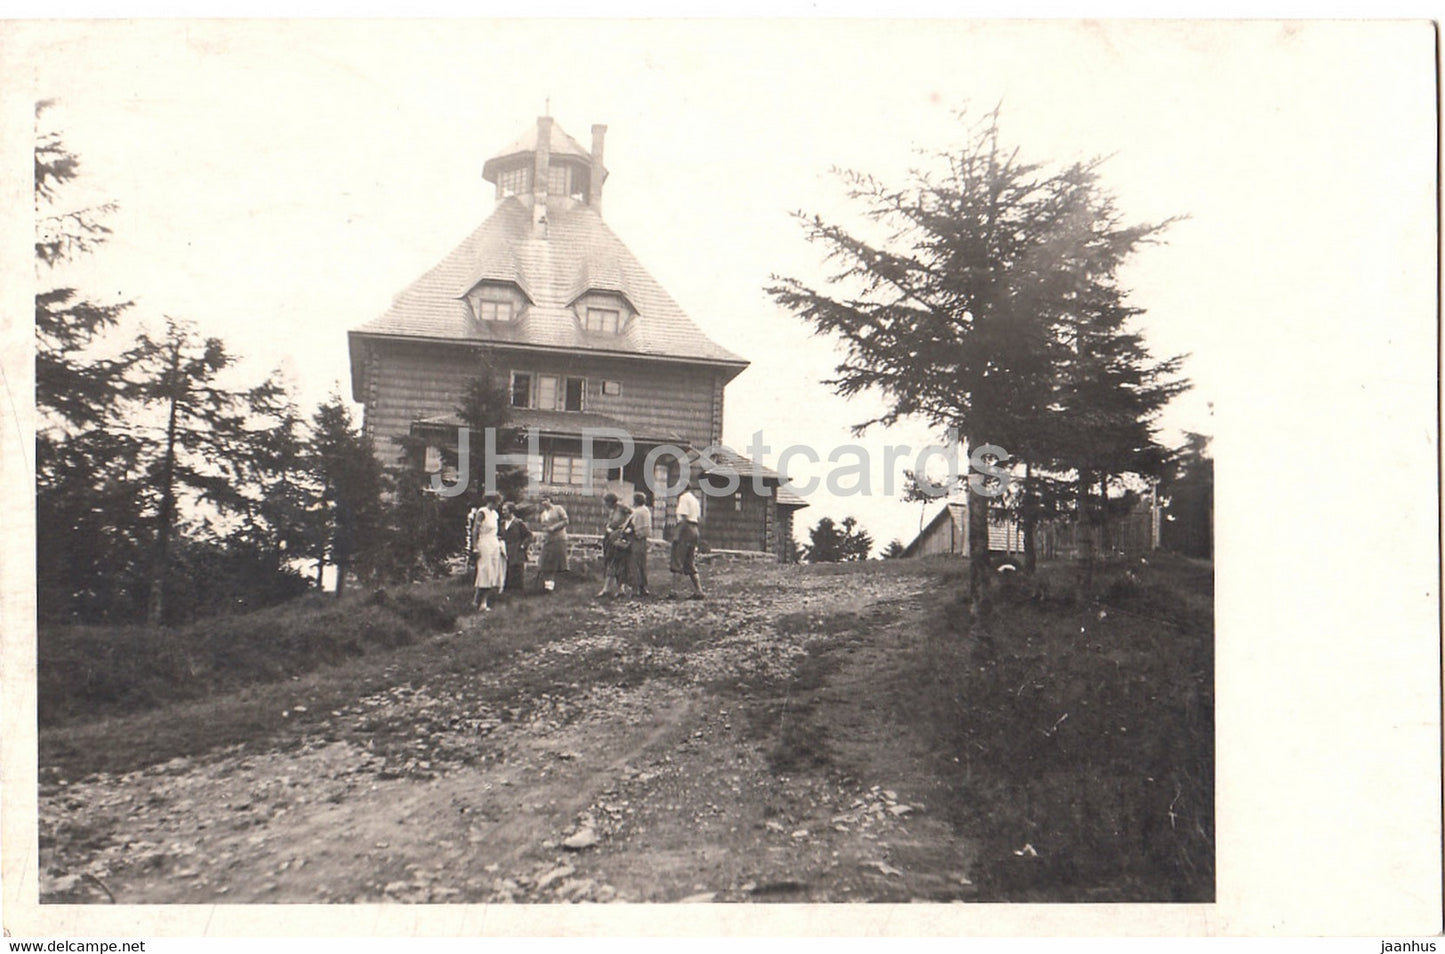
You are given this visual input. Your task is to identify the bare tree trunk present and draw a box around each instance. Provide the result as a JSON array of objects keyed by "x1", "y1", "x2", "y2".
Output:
[
  {"x1": 1077, "y1": 470, "x2": 1095, "y2": 589},
  {"x1": 1098, "y1": 474, "x2": 1111, "y2": 556},
  {"x1": 146, "y1": 346, "x2": 181, "y2": 627},
  {"x1": 1021, "y1": 460, "x2": 1038, "y2": 575},
  {"x1": 967, "y1": 467, "x2": 991, "y2": 624}
]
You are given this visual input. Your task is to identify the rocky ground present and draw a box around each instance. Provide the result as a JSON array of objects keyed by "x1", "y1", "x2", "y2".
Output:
[{"x1": 38, "y1": 560, "x2": 981, "y2": 904}]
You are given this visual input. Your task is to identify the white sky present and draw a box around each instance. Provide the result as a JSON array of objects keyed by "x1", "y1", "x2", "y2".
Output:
[{"x1": 5, "y1": 19, "x2": 1434, "y2": 550}]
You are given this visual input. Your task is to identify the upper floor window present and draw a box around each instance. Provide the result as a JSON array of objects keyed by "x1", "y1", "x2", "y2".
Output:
[
  {"x1": 536, "y1": 374, "x2": 559, "y2": 411},
  {"x1": 510, "y1": 373, "x2": 531, "y2": 409},
  {"x1": 585, "y1": 307, "x2": 622, "y2": 334},
  {"x1": 496, "y1": 166, "x2": 530, "y2": 197},
  {"x1": 511, "y1": 371, "x2": 585, "y2": 412}
]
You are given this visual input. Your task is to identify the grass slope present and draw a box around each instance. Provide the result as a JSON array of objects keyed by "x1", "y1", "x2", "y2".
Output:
[{"x1": 901, "y1": 553, "x2": 1214, "y2": 901}]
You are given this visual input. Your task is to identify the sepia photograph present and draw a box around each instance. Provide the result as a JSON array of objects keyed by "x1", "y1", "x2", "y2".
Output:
[{"x1": 1, "y1": 15, "x2": 1438, "y2": 940}]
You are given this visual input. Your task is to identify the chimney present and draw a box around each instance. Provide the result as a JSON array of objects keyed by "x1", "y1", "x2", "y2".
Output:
[
  {"x1": 533, "y1": 115, "x2": 553, "y2": 230},
  {"x1": 588, "y1": 123, "x2": 607, "y2": 212}
]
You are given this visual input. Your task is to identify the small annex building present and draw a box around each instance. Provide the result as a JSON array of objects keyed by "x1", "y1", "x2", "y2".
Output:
[{"x1": 902, "y1": 498, "x2": 1159, "y2": 561}]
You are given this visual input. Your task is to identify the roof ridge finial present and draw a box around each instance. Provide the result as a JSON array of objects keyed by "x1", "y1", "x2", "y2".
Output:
[{"x1": 544, "y1": 96, "x2": 551, "y2": 117}]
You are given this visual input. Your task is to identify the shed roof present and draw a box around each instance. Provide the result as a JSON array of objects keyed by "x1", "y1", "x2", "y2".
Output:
[
  {"x1": 902, "y1": 501, "x2": 966, "y2": 558},
  {"x1": 693, "y1": 445, "x2": 809, "y2": 508}
]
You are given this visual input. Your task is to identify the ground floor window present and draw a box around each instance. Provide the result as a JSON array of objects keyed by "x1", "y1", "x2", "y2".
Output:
[{"x1": 546, "y1": 452, "x2": 588, "y2": 487}]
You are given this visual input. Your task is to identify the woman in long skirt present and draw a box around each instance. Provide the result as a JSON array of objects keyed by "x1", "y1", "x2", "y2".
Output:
[
  {"x1": 597, "y1": 493, "x2": 634, "y2": 598},
  {"x1": 471, "y1": 494, "x2": 506, "y2": 611}
]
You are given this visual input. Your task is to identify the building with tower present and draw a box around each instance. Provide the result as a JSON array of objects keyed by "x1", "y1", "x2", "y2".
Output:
[{"x1": 347, "y1": 115, "x2": 805, "y2": 559}]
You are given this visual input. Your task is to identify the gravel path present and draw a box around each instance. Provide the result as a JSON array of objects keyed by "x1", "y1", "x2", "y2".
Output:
[{"x1": 39, "y1": 561, "x2": 977, "y2": 904}]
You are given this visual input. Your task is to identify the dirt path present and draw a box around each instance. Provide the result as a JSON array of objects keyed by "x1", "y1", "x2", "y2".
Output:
[{"x1": 39, "y1": 562, "x2": 976, "y2": 904}]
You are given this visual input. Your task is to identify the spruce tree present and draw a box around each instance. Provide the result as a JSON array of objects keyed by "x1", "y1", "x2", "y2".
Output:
[
  {"x1": 308, "y1": 394, "x2": 385, "y2": 594},
  {"x1": 768, "y1": 109, "x2": 1186, "y2": 607},
  {"x1": 34, "y1": 103, "x2": 149, "y2": 621},
  {"x1": 130, "y1": 318, "x2": 285, "y2": 624}
]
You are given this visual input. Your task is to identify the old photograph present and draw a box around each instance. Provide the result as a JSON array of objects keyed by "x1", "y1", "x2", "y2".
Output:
[{"x1": 2, "y1": 16, "x2": 1438, "y2": 939}]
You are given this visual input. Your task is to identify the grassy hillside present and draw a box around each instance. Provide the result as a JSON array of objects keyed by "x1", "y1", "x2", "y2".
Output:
[
  {"x1": 901, "y1": 553, "x2": 1214, "y2": 900},
  {"x1": 37, "y1": 577, "x2": 473, "y2": 727}
]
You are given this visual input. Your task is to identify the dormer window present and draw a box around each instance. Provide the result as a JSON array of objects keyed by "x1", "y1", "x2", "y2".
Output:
[
  {"x1": 584, "y1": 307, "x2": 621, "y2": 334},
  {"x1": 476, "y1": 300, "x2": 513, "y2": 322},
  {"x1": 467, "y1": 282, "x2": 525, "y2": 324},
  {"x1": 570, "y1": 289, "x2": 634, "y2": 335}
]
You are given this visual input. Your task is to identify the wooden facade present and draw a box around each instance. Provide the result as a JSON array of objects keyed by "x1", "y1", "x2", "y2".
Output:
[
  {"x1": 355, "y1": 337, "x2": 729, "y2": 466},
  {"x1": 348, "y1": 115, "x2": 806, "y2": 558}
]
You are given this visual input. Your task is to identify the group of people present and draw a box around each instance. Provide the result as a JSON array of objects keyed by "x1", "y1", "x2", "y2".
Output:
[
  {"x1": 466, "y1": 482, "x2": 705, "y2": 611},
  {"x1": 465, "y1": 492, "x2": 571, "y2": 611}
]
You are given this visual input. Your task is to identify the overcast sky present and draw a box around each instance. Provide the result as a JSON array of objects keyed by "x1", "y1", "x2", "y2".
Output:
[{"x1": 7, "y1": 19, "x2": 1434, "y2": 550}]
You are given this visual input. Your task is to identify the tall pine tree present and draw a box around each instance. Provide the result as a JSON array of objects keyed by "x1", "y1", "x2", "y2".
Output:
[
  {"x1": 768, "y1": 109, "x2": 1186, "y2": 607},
  {"x1": 129, "y1": 318, "x2": 286, "y2": 624},
  {"x1": 34, "y1": 103, "x2": 150, "y2": 621}
]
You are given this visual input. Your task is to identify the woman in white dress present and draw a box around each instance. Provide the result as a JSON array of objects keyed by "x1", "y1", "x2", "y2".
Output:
[{"x1": 471, "y1": 494, "x2": 507, "y2": 611}]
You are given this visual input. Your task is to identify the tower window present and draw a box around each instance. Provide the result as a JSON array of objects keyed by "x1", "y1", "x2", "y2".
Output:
[
  {"x1": 585, "y1": 307, "x2": 621, "y2": 334},
  {"x1": 497, "y1": 166, "x2": 530, "y2": 197},
  {"x1": 547, "y1": 165, "x2": 570, "y2": 196}
]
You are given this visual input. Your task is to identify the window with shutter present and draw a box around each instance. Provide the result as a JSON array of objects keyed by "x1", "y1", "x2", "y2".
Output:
[{"x1": 536, "y1": 375, "x2": 559, "y2": 411}]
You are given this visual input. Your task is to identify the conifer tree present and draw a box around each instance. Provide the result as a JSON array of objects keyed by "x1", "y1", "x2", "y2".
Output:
[
  {"x1": 34, "y1": 102, "x2": 149, "y2": 621},
  {"x1": 769, "y1": 109, "x2": 1186, "y2": 608},
  {"x1": 308, "y1": 394, "x2": 385, "y2": 594},
  {"x1": 130, "y1": 318, "x2": 286, "y2": 624}
]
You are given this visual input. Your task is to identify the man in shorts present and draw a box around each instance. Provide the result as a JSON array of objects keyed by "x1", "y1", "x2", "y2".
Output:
[
  {"x1": 535, "y1": 494, "x2": 569, "y2": 593},
  {"x1": 667, "y1": 478, "x2": 704, "y2": 600}
]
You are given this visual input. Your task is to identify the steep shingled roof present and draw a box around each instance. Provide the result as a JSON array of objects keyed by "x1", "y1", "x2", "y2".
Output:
[{"x1": 351, "y1": 194, "x2": 748, "y2": 370}]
